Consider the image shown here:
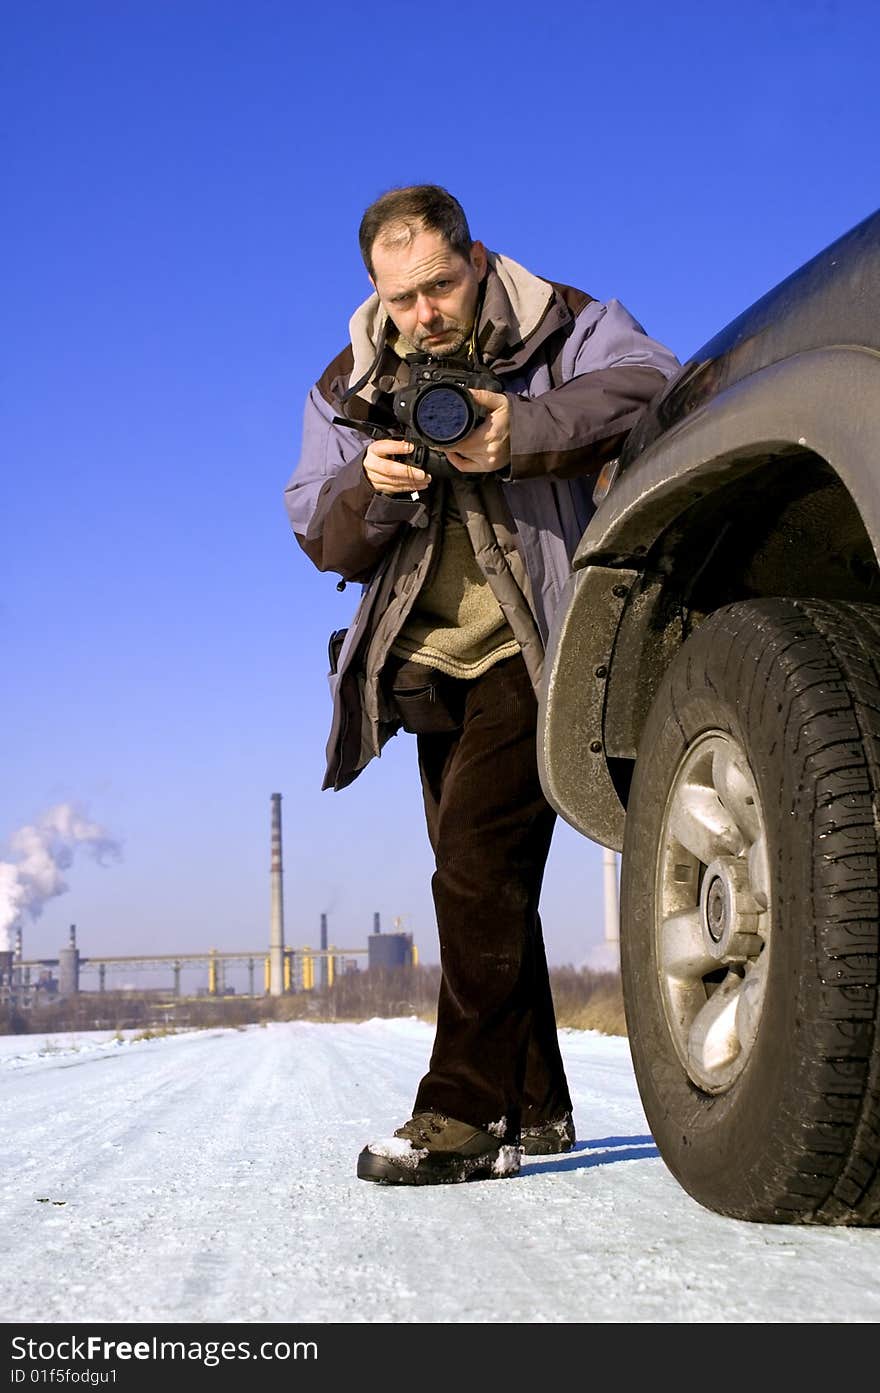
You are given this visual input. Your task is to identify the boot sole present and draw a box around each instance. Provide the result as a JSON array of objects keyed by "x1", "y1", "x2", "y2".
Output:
[{"x1": 357, "y1": 1145, "x2": 520, "y2": 1185}]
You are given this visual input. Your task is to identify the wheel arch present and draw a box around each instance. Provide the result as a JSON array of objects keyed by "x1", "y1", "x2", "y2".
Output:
[{"x1": 539, "y1": 347, "x2": 880, "y2": 851}]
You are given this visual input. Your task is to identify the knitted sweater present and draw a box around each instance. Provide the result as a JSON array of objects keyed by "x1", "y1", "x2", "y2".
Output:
[{"x1": 389, "y1": 492, "x2": 520, "y2": 678}]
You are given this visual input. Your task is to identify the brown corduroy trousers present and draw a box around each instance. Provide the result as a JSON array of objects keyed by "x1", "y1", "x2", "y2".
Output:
[{"x1": 410, "y1": 653, "x2": 572, "y2": 1141}]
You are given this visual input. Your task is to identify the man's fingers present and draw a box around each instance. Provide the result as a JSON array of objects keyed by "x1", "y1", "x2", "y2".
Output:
[
  {"x1": 469, "y1": 388, "x2": 506, "y2": 410},
  {"x1": 364, "y1": 441, "x2": 431, "y2": 492},
  {"x1": 370, "y1": 437, "x2": 414, "y2": 460},
  {"x1": 395, "y1": 463, "x2": 430, "y2": 487}
]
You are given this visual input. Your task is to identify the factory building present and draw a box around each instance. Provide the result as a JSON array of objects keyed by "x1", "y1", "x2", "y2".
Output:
[
  {"x1": 368, "y1": 912, "x2": 416, "y2": 971},
  {"x1": 0, "y1": 794, "x2": 420, "y2": 1008}
]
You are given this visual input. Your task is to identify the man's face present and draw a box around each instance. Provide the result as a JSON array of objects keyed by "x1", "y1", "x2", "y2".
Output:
[{"x1": 370, "y1": 226, "x2": 487, "y2": 358}]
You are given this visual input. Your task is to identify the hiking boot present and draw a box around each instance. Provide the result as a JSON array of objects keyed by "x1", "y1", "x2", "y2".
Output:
[
  {"x1": 357, "y1": 1111, "x2": 521, "y2": 1186},
  {"x1": 519, "y1": 1112, "x2": 576, "y2": 1155}
]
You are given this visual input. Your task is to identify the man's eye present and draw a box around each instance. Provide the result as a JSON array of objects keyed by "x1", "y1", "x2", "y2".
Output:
[{"x1": 434, "y1": 281, "x2": 451, "y2": 291}]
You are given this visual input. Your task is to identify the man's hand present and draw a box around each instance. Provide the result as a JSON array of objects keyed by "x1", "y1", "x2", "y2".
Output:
[
  {"x1": 445, "y1": 389, "x2": 511, "y2": 474},
  {"x1": 363, "y1": 438, "x2": 431, "y2": 495}
]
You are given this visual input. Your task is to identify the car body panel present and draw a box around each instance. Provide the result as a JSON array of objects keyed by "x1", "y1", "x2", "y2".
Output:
[{"x1": 539, "y1": 207, "x2": 880, "y2": 849}]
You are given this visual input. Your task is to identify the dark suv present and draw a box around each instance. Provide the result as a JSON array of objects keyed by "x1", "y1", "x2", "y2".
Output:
[{"x1": 538, "y1": 207, "x2": 880, "y2": 1225}]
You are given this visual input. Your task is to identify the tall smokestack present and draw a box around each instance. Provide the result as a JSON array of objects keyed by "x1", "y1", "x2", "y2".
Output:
[
  {"x1": 602, "y1": 847, "x2": 620, "y2": 968},
  {"x1": 269, "y1": 794, "x2": 285, "y2": 996},
  {"x1": 58, "y1": 924, "x2": 80, "y2": 997},
  {"x1": 320, "y1": 912, "x2": 328, "y2": 989},
  {"x1": 373, "y1": 911, "x2": 380, "y2": 935},
  {"x1": 12, "y1": 927, "x2": 22, "y2": 988}
]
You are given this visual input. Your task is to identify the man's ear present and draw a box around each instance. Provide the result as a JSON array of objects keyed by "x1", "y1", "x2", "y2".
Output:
[{"x1": 470, "y1": 240, "x2": 488, "y2": 280}]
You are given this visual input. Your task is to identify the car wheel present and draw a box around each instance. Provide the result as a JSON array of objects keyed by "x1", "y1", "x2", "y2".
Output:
[{"x1": 620, "y1": 597, "x2": 880, "y2": 1224}]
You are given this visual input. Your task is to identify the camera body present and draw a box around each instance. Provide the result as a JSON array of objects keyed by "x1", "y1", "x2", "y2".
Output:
[
  {"x1": 391, "y1": 354, "x2": 504, "y2": 449},
  {"x1": 333, "y1": 354, "x2": 504, "y2": 479}
]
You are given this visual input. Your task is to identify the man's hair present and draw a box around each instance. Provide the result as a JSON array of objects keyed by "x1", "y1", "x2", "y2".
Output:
[{"x1": 359, "y1": 185, "x2": 473, "y2": 278}]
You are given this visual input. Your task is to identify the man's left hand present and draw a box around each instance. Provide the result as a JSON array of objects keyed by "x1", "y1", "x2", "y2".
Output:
[{"x1": 444, "y1": 389, "x2": 510, "y2": 474}]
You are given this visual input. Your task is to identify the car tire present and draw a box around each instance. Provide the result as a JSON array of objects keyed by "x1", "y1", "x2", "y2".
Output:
[{"x1": 620, "y1": 597, "x2": 880, "y2": 1224}]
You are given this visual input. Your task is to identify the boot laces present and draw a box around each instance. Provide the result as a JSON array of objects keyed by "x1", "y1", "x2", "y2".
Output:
[{"x1": 394, "y1": 1112, "x2": 448, "y2": 1144}]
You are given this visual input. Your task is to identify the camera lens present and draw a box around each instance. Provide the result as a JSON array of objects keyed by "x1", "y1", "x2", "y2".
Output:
[{"x1": 413, "y1": 384, "x2": 475, "y2": 445}]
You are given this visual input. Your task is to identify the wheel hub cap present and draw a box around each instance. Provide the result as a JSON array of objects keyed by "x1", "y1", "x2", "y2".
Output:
[
  {"x1": 699, "y1": 857, "x2": 762, "y2": 959},
  {"x1": 655, "y1": 731, "x2": 772, "y2": 1094}
]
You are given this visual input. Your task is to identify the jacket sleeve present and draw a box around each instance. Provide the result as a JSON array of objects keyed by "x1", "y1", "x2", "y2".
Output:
[
  {"x1": 283, "y1": 382, "x2": 427, "y2": 583},
  {"x1": 505, "y1": 299, "x2": 680, "y2": 480}
]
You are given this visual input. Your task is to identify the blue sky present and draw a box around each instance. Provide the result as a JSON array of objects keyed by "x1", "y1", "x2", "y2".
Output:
[{"x1": 3, "y1": 0, "x2": 879, "y2": 980}]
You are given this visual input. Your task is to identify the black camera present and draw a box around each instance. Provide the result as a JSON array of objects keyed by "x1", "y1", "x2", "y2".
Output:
[
  {"x1": 391, "y1": 355, "x2": 504, "y2": 448},
  {"x1": 333, "y1": 354, "x2": 504, "y2": 480}
]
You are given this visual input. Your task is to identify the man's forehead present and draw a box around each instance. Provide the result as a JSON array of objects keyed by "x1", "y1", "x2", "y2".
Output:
[{"x1": 371, "y1": 230, "x2": 466, "y2": 290}]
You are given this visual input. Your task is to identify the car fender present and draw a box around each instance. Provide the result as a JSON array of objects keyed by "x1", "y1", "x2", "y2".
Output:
[{"x1": 539, "y1": 345, "x2": 880, "y2": 851}]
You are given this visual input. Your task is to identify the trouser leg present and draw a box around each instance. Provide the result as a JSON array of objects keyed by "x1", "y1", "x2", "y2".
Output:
[
  {"x1": 520, "y1": 925, "x2": 572, "y2": 1127},
  {"x1": 412, "y1": 654, "x2": 571, "y2": 1137}
]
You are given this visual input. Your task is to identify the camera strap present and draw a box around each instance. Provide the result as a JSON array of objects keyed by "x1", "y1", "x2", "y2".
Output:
[
  {"x1": 469, "y1": 276, "x2": 489, "y2": 367},
  {"x1": 340, "y1": 318, "x2": 390, "y2": 405}
]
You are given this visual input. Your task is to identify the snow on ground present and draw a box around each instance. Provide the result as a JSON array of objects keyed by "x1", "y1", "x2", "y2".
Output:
[{"x1": 1, "y1": 1018, "x2": 879, "y2": 1325}]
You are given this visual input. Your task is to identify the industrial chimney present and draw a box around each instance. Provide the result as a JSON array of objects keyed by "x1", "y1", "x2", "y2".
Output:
[
  {"x1": 0, "y1": 926, "x2": 23, "y2": 989},
  {"x1": 602, "y1": 846, "x2": 621, "y2": 970},
  {"x1": 269, "y1": 793, "x2": 285, "y2": 996},
  {"x1": 58, "y1": 923, "x2": 80, "y2": 997},
  {"x1": 320, "y1": 911, "x2": 328, "y2": 989}
]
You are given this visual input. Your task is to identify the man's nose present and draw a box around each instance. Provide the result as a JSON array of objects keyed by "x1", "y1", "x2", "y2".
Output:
[{"x1": 416, "y1": 295, "x2": 440, "y2": 325}]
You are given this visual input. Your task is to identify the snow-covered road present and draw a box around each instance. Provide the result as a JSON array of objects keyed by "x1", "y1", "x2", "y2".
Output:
[{"x1": 2, "y1": 1019, "x2": 879, "y2": 1325}]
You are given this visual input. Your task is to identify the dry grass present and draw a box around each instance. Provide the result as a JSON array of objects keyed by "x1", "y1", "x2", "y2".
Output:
[
  {"x1": 0, "y1": 964, "x2": 627, "y2": 1037},
  {"x1": 546, "y1": 964, "x2": 626, "y2": 1036}
]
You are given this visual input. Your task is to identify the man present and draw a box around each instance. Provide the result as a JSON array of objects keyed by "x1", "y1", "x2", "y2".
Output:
[{"x1": 284, "y1": 185, "x2": 679, "y2": 1185}]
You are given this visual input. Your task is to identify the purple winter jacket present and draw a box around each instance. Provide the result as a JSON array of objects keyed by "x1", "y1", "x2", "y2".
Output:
[{"x1": 284, "y1": 251, "x2": 680, "y2": 790}]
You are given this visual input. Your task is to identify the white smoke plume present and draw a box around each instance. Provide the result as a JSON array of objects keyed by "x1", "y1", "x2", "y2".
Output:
[{"x1": 0, "y1": 804, "x2": 122, "y2": 950}]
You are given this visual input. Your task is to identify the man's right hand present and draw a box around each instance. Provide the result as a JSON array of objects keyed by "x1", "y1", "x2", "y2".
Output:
[{"x1": 363, "y1": 439, "x2": 431, "y2": 496}]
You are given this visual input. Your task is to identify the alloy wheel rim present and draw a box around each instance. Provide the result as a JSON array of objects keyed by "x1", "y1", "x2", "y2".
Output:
[{"x1": 654, "y1": 730, "x2": 772, "y2": 1093}]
